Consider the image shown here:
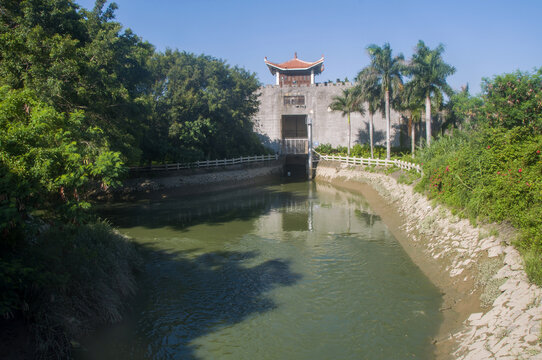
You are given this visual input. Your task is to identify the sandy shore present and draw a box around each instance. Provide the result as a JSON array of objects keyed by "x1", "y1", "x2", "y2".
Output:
[{"x1": 315, "y1": 160, "x2": 542, "y2": 360}]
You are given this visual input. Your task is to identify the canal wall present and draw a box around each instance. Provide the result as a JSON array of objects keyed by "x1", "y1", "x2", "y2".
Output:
[
  {"x1": 315, "y1": 160, "x2": 542, "y2": 360},
  {"x1": 103, "y1": 160, "x2": 284, "y2": 200}
]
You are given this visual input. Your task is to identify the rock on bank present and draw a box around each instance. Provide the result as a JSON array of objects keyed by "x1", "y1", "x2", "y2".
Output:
[{"x1": 315, "y1": 160, "x2": 542, "y2": 360}]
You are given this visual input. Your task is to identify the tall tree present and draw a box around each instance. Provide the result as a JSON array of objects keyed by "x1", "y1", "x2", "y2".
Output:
[
  {"x1": 366, "y1": 43, "x2": 405, "y2": 159},
  {"x1": 355, "y1": 67, "x2": 382, "y2": 158},
  {"x1": 329, "y1": 88, "x2": 364, "y2": 156},
  {"x1": 444, "y1": 84, "x2": 482, "y2": 131},
  {"x1": 407, "y1": 40, "x2": 456, "y2": 146},
  {"x1": 396, "y1": 83, "x2": 424, "y2": 156},
  {"x1": 147, "y1": 50, "x2": 264, "y2": 162},
  {"x1": 0, "y1": 0, "x2": 155, "y2": 164},
  {"x1": 0, "y1": 86, "x2": 125, "y2": 236}
]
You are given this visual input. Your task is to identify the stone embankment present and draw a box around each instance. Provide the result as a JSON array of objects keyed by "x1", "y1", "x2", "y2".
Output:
[
  {"x1": 105, "y1": 161, "x2": 283, "y2": 199},
  {"x1": 316, "y1": 160, "x2": 542, "y2": 360}
]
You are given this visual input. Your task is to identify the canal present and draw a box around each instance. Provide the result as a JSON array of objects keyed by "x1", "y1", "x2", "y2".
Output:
[{"x1": 82, "y1": 181, "x2": 443, "y2": 359}]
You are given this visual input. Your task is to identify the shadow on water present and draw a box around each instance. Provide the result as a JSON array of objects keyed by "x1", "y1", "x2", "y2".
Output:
[
  {"x1": 80, "y1": 245, "x2": 301, "y2": 360},
  {"x1": 83, "y1": 182, "x2": 443, "y2": 359},
  {"x1": 96, "y1": 184, "x2": 308, "y2": 232},
  {"x1": 82, "y1": 184, "x2": 307, "y2": 359}
]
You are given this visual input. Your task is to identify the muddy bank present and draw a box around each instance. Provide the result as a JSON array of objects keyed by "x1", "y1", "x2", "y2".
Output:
[
  {"x1": 99, "y1": 161, "x2": 284, "y2": 201},
  {"x1": 315, "y1": 160, "x2": 542, "y2": 360}
]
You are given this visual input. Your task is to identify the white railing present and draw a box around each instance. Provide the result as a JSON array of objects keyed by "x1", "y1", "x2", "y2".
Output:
[
  {"x1": 316, "y1": 153, "x2": 422, "y2": 173},
  {"x1": 282, "y1": 138, "x2": 308, "y2": 154},
  {"x1": 130, "y1": 154, "x2": 279, "y2": 173}
]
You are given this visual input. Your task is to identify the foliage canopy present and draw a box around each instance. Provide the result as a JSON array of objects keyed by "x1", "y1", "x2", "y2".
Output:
[
  {"x1": 480, "y1": 69, "x2": 542, "y2": 133},
  {"x1": 0, "y1": 2, "x2": 268, "y2": 356},
  {"x1": 417, "y1": 69, "x2": 542, "y2": 284}
]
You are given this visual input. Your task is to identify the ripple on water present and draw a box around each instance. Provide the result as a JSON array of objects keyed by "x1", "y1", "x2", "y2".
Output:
[{"x1": 82, "y1": 183, "x2": 443, "y2": 360}]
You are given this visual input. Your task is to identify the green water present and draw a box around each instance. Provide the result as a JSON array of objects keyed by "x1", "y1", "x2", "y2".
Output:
[{"x1": 83, "y1": 182, "x2": 443, "y2": 359}]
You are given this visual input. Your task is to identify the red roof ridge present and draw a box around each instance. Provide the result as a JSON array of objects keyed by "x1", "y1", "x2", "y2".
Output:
[{"x1": 265, "y1": 54, "x2": 324, "y2": 73}]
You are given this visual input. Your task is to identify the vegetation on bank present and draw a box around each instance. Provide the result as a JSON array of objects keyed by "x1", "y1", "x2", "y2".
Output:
[
  {"x1": 0, "y1": 0, "x2": 266, "y2": 357},
  {"x1": 0, "y1": 0, "x2": 265, "y2": 166},
  {"x1": 315, "y1": 143, "x2": 410, "y2": 160},
  {"x1": 1, "y1": 0, "x2": 540, "y2": 357},
  {"x1": 2, "y1": 222, "x2": 141, "y2": 357},
  {"x1": 416, "y1": 69, "x2": 542, "y2": 284},
  {"x1": 323, "y1": 39, "x2": 541, "y2": 285},
  {"x1": 322, "y1": 67, "x2": 542, "y2": 285}
]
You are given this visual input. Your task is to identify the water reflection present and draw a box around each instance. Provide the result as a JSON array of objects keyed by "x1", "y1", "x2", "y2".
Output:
[{"x1": 84, "y1": 182, "x2": 442, "y2": 360}]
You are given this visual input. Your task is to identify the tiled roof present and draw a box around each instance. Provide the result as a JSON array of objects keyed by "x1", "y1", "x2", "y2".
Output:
[{"x1": 265, "y1": 53, "x2": 324, "y2": 73}]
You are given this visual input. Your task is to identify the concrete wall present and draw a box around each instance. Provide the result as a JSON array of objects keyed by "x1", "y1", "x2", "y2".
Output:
[
  {"x1": 253, "y1": 82, "x2": 405, "y2": 153},
  {"x1": 102, "y1": 161, "x2": 284, "y2": 200}
]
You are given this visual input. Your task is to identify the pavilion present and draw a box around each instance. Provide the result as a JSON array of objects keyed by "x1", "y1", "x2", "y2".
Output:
[{"x1": 264, "y1": 53, "x2": 324, "y2": 86}]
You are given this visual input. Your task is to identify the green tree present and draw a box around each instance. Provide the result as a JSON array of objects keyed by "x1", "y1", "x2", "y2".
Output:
[
  {"x1": 0, "y1": 0, "x2": 155, "y2": 164},
  {"x1": 355, "y1": 67, "x2": 383, "y2": 158},
  {"x1": 366, "y1": 43, "x2": 405, "y2": 159},
  {"x1": 76, "y1": 1, "x2": 155, "y2": 163},
  {"x1": 147, "y1": 50, "x2": 264, "y2": 162},
  {"x1": 329, "y1": 88, "x2": 364, "y2": 156},
  {"x1": 0, "y1": 86, "x2": 124, "y2": 239},
  {"x1": 396, "y1": 82, "x2": 424, "y2": 156},
  {"x1": 444, "y1": 85, "x2": 483, "y2": 131},
  {"x1": 407, "y1": 40, "x2": 456, "y2": 146},
  {"x1": 479, "y1": 69, "x2": 542, "y2": 133}
]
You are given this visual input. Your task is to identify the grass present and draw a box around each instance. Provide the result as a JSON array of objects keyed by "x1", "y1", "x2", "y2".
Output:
[
  {"x1": 489, "y1": 228, "x2": 500, "y2": 237},
  {"x1": 476, "y1": 257, "x2": 506, "y2": 308},
  {"x1": 397, "y1": 170, "x2": 420, "y2": 185},
  {"x1": 523, "y1": 249, "x2": 542, "y2": 286},
  {"x1": 0, "y1": 221, "x2": 142, "y2": 358}
]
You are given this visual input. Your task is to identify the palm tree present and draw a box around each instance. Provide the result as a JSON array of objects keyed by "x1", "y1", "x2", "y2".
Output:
[
  {"x1": 329, "y1": 88, "x2": 364, "y2": 156},
  {"x1": 407, "y1": 40, "x2": 456, "y2": 146},
  {"x1": 397, "y1": 83, "x2": 424, "y2": 156},
  {"x1": 366, "y1": 43, "x2": 405, "y2": 160},
  {"x1": 355, "y1": 66, "x2": 382, "y2": 158}
]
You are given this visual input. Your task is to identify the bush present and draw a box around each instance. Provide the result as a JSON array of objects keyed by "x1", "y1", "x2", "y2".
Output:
[
  {"x1": 480, "y1": 69, "x2": 542, "y2": 133},
  {"x1": 315, "y1": 143, "x2": 408, "y2": 159},
  {"x1": 315, "y1": 143, "x2": 334, "y2": 154},
  {"x1": 350, "y1": 144, "x2": 369, "y2": 157},
  {"x1": 0, "y1": 221, "x2": 141, "y2": 357},
  {"x1": 416, "y1": 126, "x2": 542, "y2": 283}
]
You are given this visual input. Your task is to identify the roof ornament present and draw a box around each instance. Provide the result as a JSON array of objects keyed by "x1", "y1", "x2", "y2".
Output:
[{"x1": 264, "y1": 54, "x2": 324, "y2": 75}]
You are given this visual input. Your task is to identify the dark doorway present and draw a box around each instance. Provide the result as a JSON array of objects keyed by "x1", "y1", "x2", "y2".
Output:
[{"x1": 281, "y1": 115, "x2": 307, "y2": 139}]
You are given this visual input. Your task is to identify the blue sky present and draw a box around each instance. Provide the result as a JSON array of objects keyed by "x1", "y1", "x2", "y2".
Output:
[{"x1": 76, "y1": 0, "x2": 541, "y2": 94}]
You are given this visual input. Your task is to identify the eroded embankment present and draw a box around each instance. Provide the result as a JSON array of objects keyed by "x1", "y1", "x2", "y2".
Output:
[{"x1": 315, "y1": 160, "x2": 542, "y2": 360}]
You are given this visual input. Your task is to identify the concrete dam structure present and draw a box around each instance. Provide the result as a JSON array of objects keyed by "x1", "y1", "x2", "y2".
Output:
[{"x1": 253, "y1": 53, "x2": 405, "y2": 156}]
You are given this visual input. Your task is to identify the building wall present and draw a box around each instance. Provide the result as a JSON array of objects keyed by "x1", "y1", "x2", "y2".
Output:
[
  {"x1": 253, "y1": 82, "x2": 405, "y2": 153},
  {"x1": 280, "y1": 73, "x2": 312, "y2": 86}
]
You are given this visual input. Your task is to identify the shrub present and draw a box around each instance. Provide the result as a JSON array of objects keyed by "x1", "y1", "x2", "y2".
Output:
[
  {"x1": 315, "y1": 143, "x2": 407, "y2": 159},
  {"x1": 0, "y1": 221, "x2": 141, "y2": 357},
  {"x1": 336, "y1": 145, "x2": 348, "y2": 155},
  {"x1": 416, "y1": 125, "x2": 542, "y2": 283},
  {"x1": 479, "y1": 69, "x2": 542, "y2": 133},
  {"x1": 315, "y1": 143, "x2": 334, "y2": 154}
]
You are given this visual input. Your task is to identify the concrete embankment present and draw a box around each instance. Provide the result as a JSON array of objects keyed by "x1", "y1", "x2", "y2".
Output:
[
  {"x1": 315, "y1": 160, "x2": 542, "y2": 360},
  {"x1": 103, "y1": 160, "x2": 284, "y2": 200}
]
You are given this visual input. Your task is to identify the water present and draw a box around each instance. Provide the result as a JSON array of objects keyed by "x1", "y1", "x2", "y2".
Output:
[{"x1": 83, "y1": 182, "x2": 443, "y2": 359}]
